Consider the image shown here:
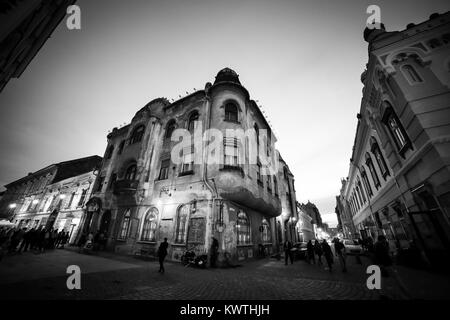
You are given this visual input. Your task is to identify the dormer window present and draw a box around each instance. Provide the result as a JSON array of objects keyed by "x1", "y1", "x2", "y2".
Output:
[
  {"x1": 165, "y1": 120, "x2": 176, "y2": 140},
  {"x1": 130, "y1": 125, "x2": 145, "y2": 144},
  {"x1": 224, "y1": 103, "x2": 238, "y2": 122}
]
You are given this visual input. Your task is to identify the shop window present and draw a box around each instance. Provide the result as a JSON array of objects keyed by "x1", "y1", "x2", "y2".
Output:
[
  {"x1": 261, "y1": 219, "x2": 271, "y2": 243},
  {"x1": 141, "y1": 208, "x2": 158, "y2": 242},
  {"x1": 175, "y1": 205, "x2": 190, "y2": 244},
  {"x1": 237, "y1": 211, "x2": 251, "y2": 245},
  {"x1": 118, "y1": 209, "x2": 131, "y2": 240}
]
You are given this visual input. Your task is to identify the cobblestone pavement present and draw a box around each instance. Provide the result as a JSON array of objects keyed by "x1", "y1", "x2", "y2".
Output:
[{"x1": 0, "y1": 248, "x2": 441, "y2": 300}]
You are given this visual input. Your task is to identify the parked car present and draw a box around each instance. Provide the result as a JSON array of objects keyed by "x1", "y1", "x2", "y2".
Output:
[
  {"x1": 342, "y1": 239, "x2": 363, "y2": 255},
  {"x1": 292, "y1": 242, "x2": 308, "y2": 260}
]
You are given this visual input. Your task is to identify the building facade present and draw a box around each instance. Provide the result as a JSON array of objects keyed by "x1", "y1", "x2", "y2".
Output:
[
  {"x1": 340, "y1": 12, "x2": 450, "y2": 267},
  {"x1": 0, "y1": 0, "x2": 76, "y2": 93},
  {"x1": 78, "y1": 68, "x2": 299, "y2": 264},
  {"x1": 0, "y1": 156, "x2": 101, "y2": 243}
]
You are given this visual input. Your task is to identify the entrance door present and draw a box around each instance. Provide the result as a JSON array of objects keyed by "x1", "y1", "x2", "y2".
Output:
[
  {"x1": 100, "y1": 210, "x2": 111, "y2": 235},
  {"x1": 46, "y1": 210, "x2": 58, "y2": 230}
]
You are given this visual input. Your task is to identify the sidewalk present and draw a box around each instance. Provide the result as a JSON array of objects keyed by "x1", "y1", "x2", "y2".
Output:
[{"x1": 387, "y1": 264, "x2": 450, "y2": 300}]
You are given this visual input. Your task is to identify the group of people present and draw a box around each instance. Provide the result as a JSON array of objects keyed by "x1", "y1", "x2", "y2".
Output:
[
  {"x1": 283, "y1": 238, "x2": 343, "y2": 272},
  {"x1": 0, "y1": 226, "x2": 70, "y2": 260},
  {"x1": 305, "y1": 238, "x2": 348, "y2": 272}
]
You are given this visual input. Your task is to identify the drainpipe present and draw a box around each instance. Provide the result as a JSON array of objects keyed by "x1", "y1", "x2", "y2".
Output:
[{"x1": 202, "y1": 84, "x2": 218, "y2": 254}]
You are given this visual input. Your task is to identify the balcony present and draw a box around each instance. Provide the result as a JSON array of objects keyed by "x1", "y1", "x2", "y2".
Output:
[{"x1": 113, "y1": 180, "x2": 139, "y2": 195}]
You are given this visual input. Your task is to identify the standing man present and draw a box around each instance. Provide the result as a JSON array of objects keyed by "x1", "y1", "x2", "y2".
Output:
[
  {"x1": 283, "y1": 240, "x2": 294, "y2": 265},
  {"x1": 157, "y1": 238, "x2": 169, "y2": 273},
  {"x1": 334, "y1": 238, "x2": 347, "y2": 272}
]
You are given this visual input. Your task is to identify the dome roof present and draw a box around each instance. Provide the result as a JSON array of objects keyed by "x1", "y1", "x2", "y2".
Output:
[{"x1": 214, "y1": 67, "x2": 241, "y2": 85}]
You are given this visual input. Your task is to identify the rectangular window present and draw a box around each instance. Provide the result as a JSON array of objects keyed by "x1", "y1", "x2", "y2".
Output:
[
  {"x1": 267, "y1": 175, "x2": 272, "y2": 192},
  {"x1": 223, "y1": 137, "x2": 239, "y2": 168},
  {"x1": 159, "y1": 159, "x2": 170, "y2": 180},
  {"x1": 78, "y1": 189, "x2": 87, "y2": 207},
  {"x1": 382, "y1": 106, "x2": 411, "y2": 156},
  {"x1": 180, "y1": 146, "x2": 194, "y2": 175},
  {"x1": 96, "y1": 176, "x2": 105, "y2": 192},
  {"x1": 257, "y1": 162, "x2": 263, "y2": 185},
  {"x1": 66, "y1": 192, "x2": 76, "y2": 209}
]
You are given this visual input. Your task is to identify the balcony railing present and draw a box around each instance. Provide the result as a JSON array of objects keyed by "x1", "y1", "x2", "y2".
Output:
[{"x1": 113, "y1": 180, "x2": 139, "y2": 195}]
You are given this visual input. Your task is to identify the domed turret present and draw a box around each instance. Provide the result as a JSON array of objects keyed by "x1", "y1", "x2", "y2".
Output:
[
  {"x1": 214, "y1": 67, "x2": 241, "y2": 85},
  {"x1": 363, "y1": 23, "x2": 386, "y2": 43}
]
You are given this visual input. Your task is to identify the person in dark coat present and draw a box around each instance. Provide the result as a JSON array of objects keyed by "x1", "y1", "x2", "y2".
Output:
[
  {"x1": 157, "y1": 238, "x2": 169, "y2": 273},
  {"x1": 333, "y1": 238, "x2": 347, "y2": 272},
  {"x1": 283, "y1": 240, "x2": 294, "y2": 265},
  {"x1": 314, "y1": 240, "x2": 323, "y2": 265},
  {"x1": 374, "y1": 235, "x2": 392, "y2": 276},
  {"x1": 210, "y1": 237, "x2": 219, "y2": 268},
  {"x1": 306, "y1": 240, "x2": 315, "y2": 264},
  {"x1": 321, "y1": 240, "x2": 333, "y2": 272}
]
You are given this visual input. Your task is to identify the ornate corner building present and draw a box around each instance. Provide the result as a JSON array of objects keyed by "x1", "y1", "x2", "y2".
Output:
[
  {"x1": 338, "y1": 12, "x2": 450, "y2": 268},
  {"x1": 77, "y1": 68, "x2": 300, "y2": 264}
]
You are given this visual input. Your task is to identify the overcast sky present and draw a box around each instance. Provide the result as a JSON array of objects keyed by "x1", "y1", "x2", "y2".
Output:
[{"x1": 0, "y1": 0, "x2": 449, "y2": 227}]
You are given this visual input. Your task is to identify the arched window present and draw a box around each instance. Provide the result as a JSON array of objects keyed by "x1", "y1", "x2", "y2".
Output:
[
  {"x1": 357, "y1": 179, "x2": 366, "y2": 203},
  {"x1": 261, "y1": 219, "x2": 271, "y2": 243},
  {"x1": 237, "y1": 211, "x2": 251, "y2": 245},
  {"x1": 254, "y1": 123, "x2": 260, "y2": 156},
  {"x1": 165, "y1": 120, "x2": 176, "y2": 140},
  {"x1": 130, "y1": 125, "x2": 145, "y2": 144},
  {"x1": 105, "y1": 145, "x2": 114, "y2": 159},
  {"x1": 371, "y1": 137, "x2": 390, "y2": 179},
  {"x1": 141, "y1": 208, "x2": 158, "y2": 242},
  {"x1": 118, "y1": 140, "x2": 125, "y2": 154},
  {"x1": 401, "y1": 64, "x2": 422, "y2": 84},
  {"x1": 382, "y1": 103, "x2": 411, "y2": 155},
  {"x1": 224, "y1": 103, "x2": 238, "y2": 122},
  {"x1": 188, "y1": 111, "x2": 199, "y2": 132},
  {"x1": 361, "y1": 167, "x2": 373, "y2": 198},
  {"x1": 118, "y1": 209, "x2": 131, "y2": 240},
  {"x1": 365, "y1": 153, "x2": 380, "y2": 189},
  {"x1": 125, "y1": 164, "x2": 137, "y2": 180},
  {"x1": 175, "y1": 204, "x2": 190, "y2": 244}
]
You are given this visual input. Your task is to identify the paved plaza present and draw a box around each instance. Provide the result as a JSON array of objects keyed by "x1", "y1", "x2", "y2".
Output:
[{"x1": 1, "y1": 248, "x2": 448, "y2": 300}]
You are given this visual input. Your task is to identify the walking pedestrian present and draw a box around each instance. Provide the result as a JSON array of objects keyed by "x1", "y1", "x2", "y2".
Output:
[
  {"x1": 283, "y1": 240, "x2": 294, "y2": 265},
  {"x1": 157, "y1": 238, "x2": 169, "y2": 273},
  {"x1": 333, "y1": 238, "x2": 347, "y2": 272},
  {"x1": 314, "y1": 240, "x2": 323, "y2": 265},
  {"x1": 321, "y1": 239, "x2": 333, "y2": 272},
  {"x1": 374, "y1": 235, "x2": 392, "y2": 277},
  {"x1": 307, "y1": 240, "x2": 315, "y2": 264}
]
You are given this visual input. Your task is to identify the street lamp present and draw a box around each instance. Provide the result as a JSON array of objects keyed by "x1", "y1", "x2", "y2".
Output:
[{"x1": 9, "y1": 203, "x2": 16, "y2": 209}]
